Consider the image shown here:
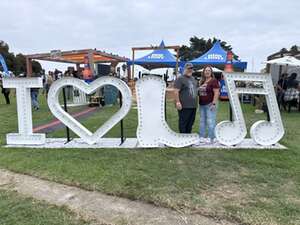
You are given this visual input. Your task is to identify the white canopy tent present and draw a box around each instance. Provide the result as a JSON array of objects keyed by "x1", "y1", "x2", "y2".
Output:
[
  {"x1": 264, "y1": 56, "x2": 300, "y2": 67},
  {"x1": 263, "y1": 56, "x2": 300, "y2": 83},
  {"x1": 197, "y1": 67, "x2": 223, "y2": 73}
]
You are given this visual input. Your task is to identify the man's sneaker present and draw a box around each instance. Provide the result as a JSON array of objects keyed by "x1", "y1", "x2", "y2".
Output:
[{"x1": 199, "y1": 137, "x2": 207, "y2": 143}]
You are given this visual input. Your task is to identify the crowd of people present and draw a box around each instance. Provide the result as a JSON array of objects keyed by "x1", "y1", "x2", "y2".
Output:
[
  {"x1": 276, "y1": 72, "x2": 300, "y2": 112},
  {"x1": 34, "y1": 68, "x2": 84, "y2": 110},
  {"x1": 42, "y1": 68, "x2": 82, "y2": 99},
  {"x1": 0, "y1": 68, "x2": 82, "y2": 110}
]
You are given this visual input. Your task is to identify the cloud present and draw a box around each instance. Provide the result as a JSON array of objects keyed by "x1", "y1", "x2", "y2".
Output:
[{"x1": 0, "y1": 0, "x2": 299, "y2": 72}]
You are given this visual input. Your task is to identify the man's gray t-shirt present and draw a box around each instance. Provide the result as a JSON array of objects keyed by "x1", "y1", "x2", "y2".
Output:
[{"x1": 174, "y1": 75, "x2": 198, "y2": 108}]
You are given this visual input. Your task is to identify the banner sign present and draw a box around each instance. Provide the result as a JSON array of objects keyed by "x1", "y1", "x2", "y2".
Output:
[
  {"x1": 0, "y1": 54, "x2": 9, "y2": 76},
  {"x1": 219, "y1": 79, "x2": 228, "y2": 99}
]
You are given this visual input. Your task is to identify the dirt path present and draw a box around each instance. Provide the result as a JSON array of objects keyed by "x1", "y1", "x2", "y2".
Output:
[
  {"x1": 33, "y1": 107, "x2": 98, "y2": 133},
  {"x1": 0, "y1": 169, "x2": 236, "y2": 225}
]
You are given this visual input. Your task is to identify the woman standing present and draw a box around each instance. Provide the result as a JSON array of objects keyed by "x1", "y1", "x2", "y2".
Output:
[
  {"x1": 45, "y1": 71, "x2": 54, "y2": 98},
  {"x1": 198, "y1": 66, "x2": 220, "y2": 143}
]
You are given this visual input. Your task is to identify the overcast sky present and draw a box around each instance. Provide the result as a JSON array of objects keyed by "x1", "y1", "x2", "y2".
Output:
[{"x1": 1, "y1": 0, "x2": 299, "y2": 73}]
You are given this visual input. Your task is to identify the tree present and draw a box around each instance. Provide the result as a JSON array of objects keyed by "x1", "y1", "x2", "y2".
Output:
[
  {"x1": 179, "y1": 36, "x2": 239, "y2": 61},
  {"x1": 0, "y1": 40, "x2": 43, "y2": 75},
  {"x1": 290, "y1": 45, "x2": 299, "y2": 55},
  {"x1": 32, "y1": 60, "x2": 42, "y2": 73},
  {"x1": 15, "y1": 53, "x2": 26, "y2": 75},
  {"x1": 280, "y1": 48, "x2": 288, "y2": 54}
]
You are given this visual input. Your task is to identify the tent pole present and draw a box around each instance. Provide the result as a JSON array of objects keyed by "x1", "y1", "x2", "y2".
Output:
[
  {"x1": 175, "y1": 48, "x2": 179, "y2": 78},
  {"x1": 62, "y1": 87, "x2": 71, "y2": 143},
  {"x1": 26, "y1": 57, "x2": 33, "y2": 77},
  {"x1": 88, "y1": 50, "x2": 95, "y2": 76},
  {"x1": 119, "y1": 91, "x2": 125, "y2": 145},
  {"x1": 131, "y1": 49, "x2": 135, "y2": 80}
]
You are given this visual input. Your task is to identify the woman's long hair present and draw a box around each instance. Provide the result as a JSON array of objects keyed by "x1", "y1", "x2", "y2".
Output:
[{"x1": 200, "y1": 65, "x2": 214, "y2": 85}]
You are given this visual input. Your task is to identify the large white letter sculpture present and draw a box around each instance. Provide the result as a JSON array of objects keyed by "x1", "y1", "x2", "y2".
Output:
[
  {"x1": 4, "y1": 73, "x2": 284, "y2": 148},
  {"x1": 47, "y1": 77, "x2": 132, "y2": 145},
  {"x1": 135, "y1": 76, "x2": 199, "y2": 147},
  {"x1": 215, "y1": 72, "x2": 284, "y2": 146},
  {"x1": 3, "y1": 77, "x2": 45, "y2": 145}
]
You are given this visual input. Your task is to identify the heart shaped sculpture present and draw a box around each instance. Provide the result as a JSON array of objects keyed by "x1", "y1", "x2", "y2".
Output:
[{"x1": 47, "y1": 77, "x2": 132, "y2": 145}]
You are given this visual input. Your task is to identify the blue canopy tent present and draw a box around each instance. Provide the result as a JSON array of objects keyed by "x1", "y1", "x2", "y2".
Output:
[
  {"x1": 0, "y1": 54, "x2": 9, "y2": 76},
  {"x1": 127, "y1": 41, "x2": 182, "y2": 70},
  {"x1": 189, "y1": 41, "x2": 247, "y2": 70}
]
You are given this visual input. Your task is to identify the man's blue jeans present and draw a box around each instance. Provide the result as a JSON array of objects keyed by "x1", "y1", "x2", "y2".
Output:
[
  {"x1": 199, "y1": 104, "x2": 217, "y2": 140},
  {"x1": 31, "y1": 91, "x2": 39, "y2": 109}
]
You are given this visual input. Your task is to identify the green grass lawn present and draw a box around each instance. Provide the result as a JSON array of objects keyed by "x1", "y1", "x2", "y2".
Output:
[
  {"x1": 0, "y1": 190, "x2": 89, "y2": 225},
  {"x1": 0, "y1": 92, "x2": 299, "y2": 225}
]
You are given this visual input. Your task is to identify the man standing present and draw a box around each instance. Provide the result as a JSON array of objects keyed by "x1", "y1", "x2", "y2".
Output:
[{"x1": 174, "y1": 63, "x2": 198, "y2": 133}]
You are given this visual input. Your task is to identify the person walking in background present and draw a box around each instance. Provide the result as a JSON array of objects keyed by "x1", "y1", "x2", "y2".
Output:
[
  {"x1": 286, "y1": 73, "x2": 299, "y2": 90},
  {"x1": 198, "y1": 65, "x2": 220, "y2": 144},
  {"x1": 284, "y1": 73, "x2": 299, "y2": 112},
  {"x1": 174, "y1": 63, "x2": 198, "y2": 133},
  {"x1": 0, "y1": 77, "x2": 10, "y2": 104},
  {"x1": 30, "y1": 73, "x2": 40, "y2": 110},
  {"x1": 45, "y1": 71, "x2": 53, "y2": 98},
  {"x1": 31, "y1": 87, "x2": 40, "y2": 110},
  {"x1": 54, "y1": 69, "x2": 61, "y2": 80},
  {"x1": 64, "y1": 70, "x2": 73, "y2": 100},
  {"x1": 41, "y1": 69, "x2": 46, "y2": 94},
  {"x1": 276, "y1": 73, "x2": 288, "y2": 110}
]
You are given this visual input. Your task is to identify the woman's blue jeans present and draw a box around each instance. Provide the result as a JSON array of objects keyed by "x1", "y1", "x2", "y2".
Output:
[{"x1": 199, "y1": 104, "x2": 217, "y2": 140}]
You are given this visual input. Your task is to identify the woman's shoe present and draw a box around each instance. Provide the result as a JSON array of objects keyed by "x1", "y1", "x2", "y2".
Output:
[{"x1": 210, "y1": 138, "x2": 217, "y2": 144}]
